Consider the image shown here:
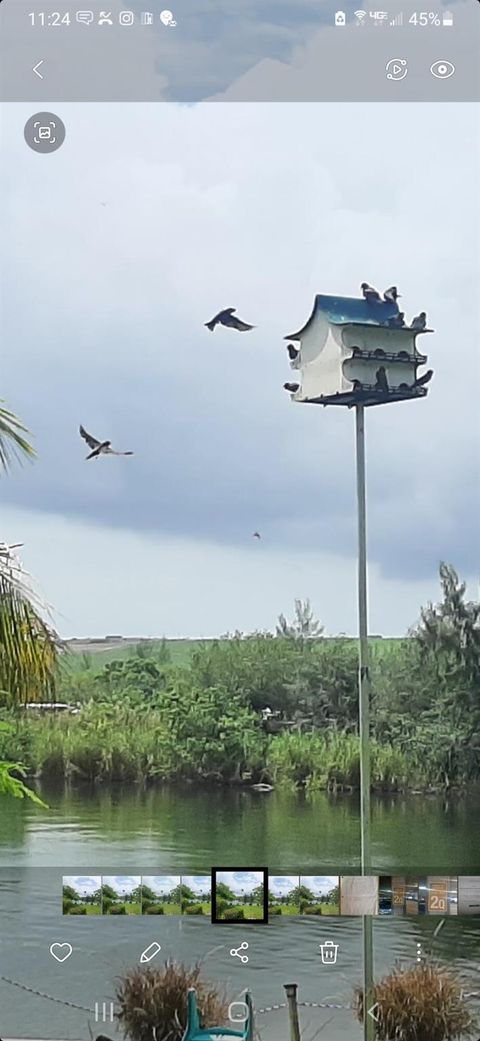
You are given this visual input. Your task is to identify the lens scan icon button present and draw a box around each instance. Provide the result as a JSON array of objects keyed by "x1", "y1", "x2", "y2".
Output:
[
  {"x1": 431, "y1": 60, "x2": 455, "y2": 79},
  {"x1": 386, "y1": 58, "x2": 408, "y2": 81},
  {"x1": 24, "y1": 113, "x2": 66, "y2": 154}
]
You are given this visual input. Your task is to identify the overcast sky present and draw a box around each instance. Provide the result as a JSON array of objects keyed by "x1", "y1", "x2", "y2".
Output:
[{"x1": 0, "y1": 100, "x2": 478, "y2": 638}]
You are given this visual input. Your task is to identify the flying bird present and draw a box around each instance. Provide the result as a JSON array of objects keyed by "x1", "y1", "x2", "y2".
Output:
[
  {"x1": 287, "y1": 344, "x2": 299, "y2": 361},
  {"x1": 252, "y1": 532, "x2": 261, "y2": 540},
  {"x1": 410, "y1": 311, "x2": 427, "y2": 331},
  {"x1": 205, "y1": 308, "x2": 255, "y2": 332},
  {"x1": 375, "y1": 367, "x2": 389, "y2": 393},
  {"x1": 284, "y1": 382, "x2": 300, "y2": 393},
  {"x1": 383, "y1": 286, "x2": 401, "y2": 303},
  {"x1": 361, "y1": 282, "x2": 381, "y2": 302},
  {"x1": 387, "y1": 312, "x2": 406, "y2": 328},
  {"x1": 79, "y1": 425, "x2": 133, "y2": 460},
  {"x1": 414, "y1": 369, "x2": 433, "y2": 387}
]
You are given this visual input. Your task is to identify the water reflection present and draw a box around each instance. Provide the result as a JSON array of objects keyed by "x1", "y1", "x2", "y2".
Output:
[{"x1": 1, "y1": 783, "x2": 480, "y2": 873}]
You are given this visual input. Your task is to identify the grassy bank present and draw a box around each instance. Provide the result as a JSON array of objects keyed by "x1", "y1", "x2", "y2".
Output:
[
  {"x1": 0, "y1": 712, "x2": 427, "y2": 790},
  {"x1": 1, "y1": 571, "x2": 479, "y2": 792}
]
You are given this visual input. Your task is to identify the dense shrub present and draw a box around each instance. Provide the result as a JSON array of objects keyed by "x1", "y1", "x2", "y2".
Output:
[
  {"x1": 108, "y1": 904, "x2": 126, "y2": 915},
  {"x1": 116, "y1": 962, "x2": 228, "y2": 1041},
  {"x1": 144, "y1": 906, "x2": 164, "y2": 915},
  {"x1": 185, "y1": 905, "x2": 204, "y2": 915},
  {"x1": 354, "y1": 963, "x2": 477, "y2": 1040},
  {"x1": 222, "y1": 907, "x2": 244, "y2": 921}
]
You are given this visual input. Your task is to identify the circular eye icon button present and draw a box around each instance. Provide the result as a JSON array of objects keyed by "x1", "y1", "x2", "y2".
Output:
[
  {"x1": 24, "y1": 112, "x2": 66, "y2": 153},
  {"x1": 430, "y1": 60, "x2": 455, "y2": 78},
  {"x1": 385, "y1": 58, "x2": 408, "y2": 81}
]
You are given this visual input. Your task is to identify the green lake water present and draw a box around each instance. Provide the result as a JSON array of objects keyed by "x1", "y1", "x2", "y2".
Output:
[{"x1": 1, "y1": 783, "x2": 480, "y2": 873}]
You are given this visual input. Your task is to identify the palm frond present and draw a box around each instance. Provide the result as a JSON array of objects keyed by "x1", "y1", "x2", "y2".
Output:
[
  {"x1": 0, "y1": 402, "x2": 35, "y2": 472},
  {"x1": 0, "y1": 546, "x2": 61, "y2": 707}
]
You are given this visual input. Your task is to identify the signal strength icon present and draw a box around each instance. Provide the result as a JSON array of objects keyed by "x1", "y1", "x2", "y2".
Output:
[
  {"x1": 354, "y1": 9, "x2": 367, "y2": 23},
  {"x1": 390, "y1": 12, "x2": 403, "y2": 24}
]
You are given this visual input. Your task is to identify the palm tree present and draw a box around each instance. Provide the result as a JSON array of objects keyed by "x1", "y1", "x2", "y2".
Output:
[
  {"x1": 0, "y1": 401, "x2": 60, "y2": 804},
  {"x1": 0, "y1": 402, "x2": 59, "y2": 707},
  {"x1": 0, "y1": 548, "x2": 59, "y2": 707}
]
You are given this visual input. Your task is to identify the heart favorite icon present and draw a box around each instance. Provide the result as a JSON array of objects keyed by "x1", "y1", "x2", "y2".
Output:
[{"x1": 50, "y1": 942, "x2": 73, "y2": 963}]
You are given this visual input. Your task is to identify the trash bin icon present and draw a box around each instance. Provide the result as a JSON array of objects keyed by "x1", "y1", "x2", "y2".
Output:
[{"x1": 319, "y1": 940, "x2": 338, "y2": 965}]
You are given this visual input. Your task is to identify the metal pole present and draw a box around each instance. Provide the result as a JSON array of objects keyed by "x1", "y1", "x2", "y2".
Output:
[
  {"x1": 355, "y1": 405, "x2": 375, "y2": 1041},
  {"x1": 284, "y1": 983, "x2": 301, "y2": 1041}
]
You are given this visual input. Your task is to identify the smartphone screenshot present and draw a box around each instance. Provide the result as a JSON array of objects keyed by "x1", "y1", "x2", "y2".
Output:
[{"x1": 0, "y1": 2, "x2": 479, "y2": 1040}]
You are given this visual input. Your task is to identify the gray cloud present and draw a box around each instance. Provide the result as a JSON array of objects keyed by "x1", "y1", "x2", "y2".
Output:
[{"x1": 0, "y1": 101, "x2": 478, "y2": 635}]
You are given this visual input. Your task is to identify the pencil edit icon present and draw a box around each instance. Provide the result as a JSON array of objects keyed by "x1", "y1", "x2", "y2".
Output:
[{"x1": 140, "y1": 941, "x2": 162, "y2": 963}]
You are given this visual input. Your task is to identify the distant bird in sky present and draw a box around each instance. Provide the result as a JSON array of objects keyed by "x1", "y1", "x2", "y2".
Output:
[
  {"x1": 375, "y1": 367, "x2": 389, "y2": 393},
  {"x1": 252, "y1": 532, "x2": 261, "y2": 540},
  {"x1": 287, "y1": 344, "x2": 299, "y2": 361},
  {"x1": 284, "y1": 382, "x2": 300, "y2": 393},
  {"x1": 361, "y1": 282, "x2": 381, "y2": 302},
  {"x1": 383, "y1": 286, "x2": 401, "y2": 303},
  {"x1": 79, "y1": 425, "x2": 133, "y2": 460},
  {"x1": 410, "y1": 311, "x2": 427, "y2": 331},
  {"x1": 387, "y1": 312, "x2": 406, "y2": 328},
  {"x1": 205, "y1": 308, "x2": 255, "y2": 332},
  {"x1": 414, "y1": 369, "x2": 433, "y2": 387}
]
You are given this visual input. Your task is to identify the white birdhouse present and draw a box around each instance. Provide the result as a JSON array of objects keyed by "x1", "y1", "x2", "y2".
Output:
[{"x1": 284, "y1": 294, "x2": 433, "y2": 407}]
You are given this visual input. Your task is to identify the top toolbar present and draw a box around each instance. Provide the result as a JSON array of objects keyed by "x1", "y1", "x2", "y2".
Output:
[{"x1": 0, "y1": 0, "x2": 479, "y2": 101}]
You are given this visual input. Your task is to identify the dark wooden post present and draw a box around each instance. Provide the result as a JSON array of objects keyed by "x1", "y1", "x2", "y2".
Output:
[{"x1": 284, "y1": 983, "x2": 301, "y2": 1041}]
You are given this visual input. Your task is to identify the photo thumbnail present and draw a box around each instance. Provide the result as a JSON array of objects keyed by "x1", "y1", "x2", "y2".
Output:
[{"x1": 212, "y1": 868, "x2": 268, "y2": 923}]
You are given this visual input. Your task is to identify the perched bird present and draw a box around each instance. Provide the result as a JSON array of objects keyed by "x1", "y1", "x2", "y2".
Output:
[
  {"x1": 410, "y1": 311, "x2": 427, "y2": 331},
  {"x1": 375, "y1": 367, "x2": 389, "y2": 393},
  {"x1": 383, "y1": 286, "x2": 401, "y2": 303},
  {"x1": 79, "y1": 425, "x2": 133, "y2": 460},
  {"x1": 205, "y1": 307, "x2": 255, "y2": 332},
  {"x1": 284, "y1": 382, "x2": 300, "y2": 393},
  {"x1": 414, "y1": 369, "x2": 433, "y2": 387},
  {"x1": 287, "y1": 344, "x2": 299, "y2": 361},
  {"x1": 361, "y1": 282, "x2": 381, "y2": 303},
  {"x1": 387, "y1": 312, "x2": 406, "y2": 328},
  {"x1": 252, "y1": 532, "x2": 261, "y2": 540}
]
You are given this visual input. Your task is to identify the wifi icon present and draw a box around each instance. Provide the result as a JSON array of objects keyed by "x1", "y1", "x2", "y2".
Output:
[{"x1": 355, "y1": 9, "x2": 367, "y2": 22}]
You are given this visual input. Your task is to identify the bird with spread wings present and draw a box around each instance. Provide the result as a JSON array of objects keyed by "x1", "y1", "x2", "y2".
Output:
[
  {"x1": 79, "y1": 425, "x2": 133, "y2": 460},
  {"x1": 205, "y1": 307, "x2": 255, "y2": 332}
]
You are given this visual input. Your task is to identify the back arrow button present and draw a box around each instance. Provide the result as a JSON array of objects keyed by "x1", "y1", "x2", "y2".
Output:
[{"x1": 33, "y1": 61, "x2": 45, "y2": 80}]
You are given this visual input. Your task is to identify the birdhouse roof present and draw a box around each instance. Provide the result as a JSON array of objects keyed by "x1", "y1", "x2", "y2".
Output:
[{"x1": 285, "y1": 294, "x2": 399, "y2": 340}]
